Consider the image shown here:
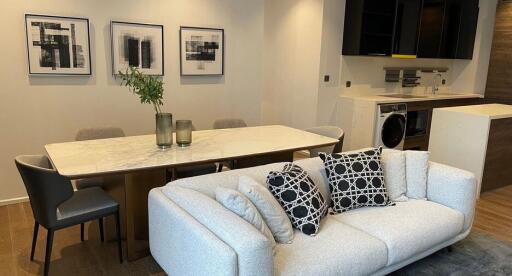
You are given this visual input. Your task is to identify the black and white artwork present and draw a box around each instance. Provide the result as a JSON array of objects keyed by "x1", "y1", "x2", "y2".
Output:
[
  {"x1": 25, "y1": 14, "x2": 91, "y2": 75},
  {"x1": 180, "y1": 27, "x2": 224, "y2": 76},
  {"x1": 111, "y1": 21, "x2": 164, "y2": 76}
]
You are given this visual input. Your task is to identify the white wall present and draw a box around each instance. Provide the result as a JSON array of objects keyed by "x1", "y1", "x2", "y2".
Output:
[
  {"x1": 262, "y1": 0, "x2": 324, "y2": 129},
  {"x1": 0, "y1": 0, "x2": 264, "y2": 202}
]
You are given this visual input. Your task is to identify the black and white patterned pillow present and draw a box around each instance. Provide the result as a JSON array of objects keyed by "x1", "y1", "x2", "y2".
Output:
[
  {"x1": 319, "y1": 148, "x2": 393, "y2": 214},
  {"x1": 267, "y1": 163, "x2": 327, "y2": 236}
]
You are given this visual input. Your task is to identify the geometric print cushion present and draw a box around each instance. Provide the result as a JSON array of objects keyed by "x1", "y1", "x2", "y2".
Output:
[
  {"x1": 319, "y1": 147, "x2": 394, "y2": 214},
  {"x1": 267, "y1": 163, "x2": 328, "y2": 236}
]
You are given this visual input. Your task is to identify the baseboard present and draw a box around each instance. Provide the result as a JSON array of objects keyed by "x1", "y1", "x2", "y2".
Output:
[{"x1": 0, "y1": 196, "x2": 29, "y2": 206}]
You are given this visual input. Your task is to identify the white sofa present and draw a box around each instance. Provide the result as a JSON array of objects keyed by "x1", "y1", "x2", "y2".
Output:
[{"x1": 148, "y1": 157, "x2": 477, "y2": 276}]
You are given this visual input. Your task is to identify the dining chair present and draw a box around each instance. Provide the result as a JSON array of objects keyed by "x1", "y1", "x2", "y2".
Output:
[
  {"x1": 213, "y1": 119, "x2": 248, "y2": 172},
  {"x1": 213, "y1": 118, "x2": 247, "y2": 129},
  {"x1": 74, "y1": 127, "x2": 125, "y2": 241},
  {"x1": 74, "y1": 127, "x2": 125, "y2": 190},
  {"x1": 15, "y1": 155, "x2": 122, "y2": 276},
  {"x1": 305, "y1": 126, "x2": 345, "y2": 157},
  {"x1": 171, "y1": 124, "x2": 218, "y2": 180}
]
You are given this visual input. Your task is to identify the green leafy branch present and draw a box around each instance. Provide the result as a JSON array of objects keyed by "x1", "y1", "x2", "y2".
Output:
[{"x1": 117, "y1": 67, "x2": 164, "y2": 114}]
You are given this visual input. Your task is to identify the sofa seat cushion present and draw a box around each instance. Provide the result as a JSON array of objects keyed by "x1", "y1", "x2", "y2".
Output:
[
  {"x1": 331, "y1": 199, "x2": 464, "y2": 266},
  {"x1": 274, "y1": 216, "x2": 388, "y2": 276}
]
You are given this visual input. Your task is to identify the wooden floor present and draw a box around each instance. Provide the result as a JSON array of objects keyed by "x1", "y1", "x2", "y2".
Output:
[
  {"x1": 1, "y1": 185, "x2": 511, "y2": 275},
  {"x1": 473, "y1": 185, "x2": 512, "y2": 242}
]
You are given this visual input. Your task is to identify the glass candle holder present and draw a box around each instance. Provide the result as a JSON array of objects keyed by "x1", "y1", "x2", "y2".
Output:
[{"x1": 176, "y1": 120, "x2": 192, "y2": 147}]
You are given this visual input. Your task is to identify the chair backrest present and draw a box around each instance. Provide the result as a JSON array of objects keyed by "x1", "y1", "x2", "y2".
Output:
[
  {"x1": 305, "y1": 126, "x2": 345, "y2": 157},
  {"x1": 15, "y1": 155, "x2": 73, "y2": 228},
  {"x1": 213, "y1": 119, "x2": 247, "y2": 129},
  {"x1": 75, "y1": 127, "x2": 125, "y2": 141}
]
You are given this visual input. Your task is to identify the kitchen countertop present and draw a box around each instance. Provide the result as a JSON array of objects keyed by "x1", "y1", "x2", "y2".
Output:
[
  {"x1": 340, "y1": 92, "x2": 483, "y2": 104},
  {"x1": 434, "y1": 104, "x2": 512, "y2": 120}
]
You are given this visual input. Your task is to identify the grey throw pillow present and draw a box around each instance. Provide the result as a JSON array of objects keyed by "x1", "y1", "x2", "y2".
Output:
[
  {"x1": 215, "y1": 187, "x2": 276, "y2": 246},
  {"x1": 238, "y1": 176, "x2": 294, "y2": 244}
]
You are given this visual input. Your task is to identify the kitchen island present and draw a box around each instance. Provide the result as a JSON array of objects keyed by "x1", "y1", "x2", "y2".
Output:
[{"x1": 429, "y1": 104, "x2": 512, "y2": 196}]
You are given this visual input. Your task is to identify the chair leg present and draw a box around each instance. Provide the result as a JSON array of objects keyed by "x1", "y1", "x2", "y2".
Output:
[
  {"x1": 30, "y1": 221, "x2": 39, "y2": 261},
  {"x1": 44, "y1": 228, "x2": 54, "y2": 276},
  {"x1": 99, "y1": 217, "x2": 104, "y2": 242},
  {"x1": 115, "y1": 210, "x2": 123, "y2": 263},
  {"x1": 217, "y1": 163, "x2": 223, "y2": 173},
  {"x1": 80, "y1": 223, "x2": 84, "y2": 242}
]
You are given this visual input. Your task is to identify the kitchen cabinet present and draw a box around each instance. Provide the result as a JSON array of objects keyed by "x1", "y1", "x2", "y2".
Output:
[
  {"x1": 417, "y1": 0, "x2": 479, "y2": 59},
  {"x1": 343, "y1": 0, "x2": 479, "y2": 60},
  {"x1": 393, "y1": 0, "x2": 423, "y2": 56},
  {"x1": 343, "y1": 0, "x2": 397, "y2": 56}
]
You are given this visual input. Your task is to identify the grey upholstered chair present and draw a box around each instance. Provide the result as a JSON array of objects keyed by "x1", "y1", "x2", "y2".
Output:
[
  {"x1": 171, "y1": 124, "x2": 218, "y2": 180},
  {"x1": 305, "y1": 126, "x2": 344, "y2": 157},
  {"x1": 74, "y1": 127, "x2": 125, "y2": 190},
  {"x1": 74, "y1": 127, "x2": 125, "y2": 241},
  {"x1": 15, "y1": 155, "x2": 122, "y2": 276},
  {"x1": 213, "y1": 118, "x2": 247, "y2": 129},
  {"x1": 213, "y1": 118, "x2": 248, "y2": 172}
]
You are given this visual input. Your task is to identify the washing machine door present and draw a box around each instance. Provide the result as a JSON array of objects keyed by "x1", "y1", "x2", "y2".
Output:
[{"x1": 381, "y1": 113, "x2": 406, "y2": 148}]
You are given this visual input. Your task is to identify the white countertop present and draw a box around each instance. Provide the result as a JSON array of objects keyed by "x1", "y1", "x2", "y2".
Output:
[
  {"x1": 45, "y1": 125, "x2": 338, "y2": 178},
  {"x1": 434, "y1": 104, "x2": 512, "y2": 119},
  {"x1": 340, "y1": 92, "x2": 483, "y2": 104}
]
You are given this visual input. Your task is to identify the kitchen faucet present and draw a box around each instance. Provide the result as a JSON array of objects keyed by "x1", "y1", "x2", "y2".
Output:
[{"x1": 432, "y1": 73, "x2": 443, "y2": 95}]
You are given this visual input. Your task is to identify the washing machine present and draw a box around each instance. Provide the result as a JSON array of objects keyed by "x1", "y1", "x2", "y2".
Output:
[{"x1": 374, "y1": 103, "x2": 407, "y2": 150}]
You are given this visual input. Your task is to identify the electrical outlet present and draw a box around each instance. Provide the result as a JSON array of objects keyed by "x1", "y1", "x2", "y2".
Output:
[
  {"x1": 324, "y1": 75, "x2": 330, "y2": 82},
  {"x1": 346, "y1": 81, "x2": 351, "y2": 88}
]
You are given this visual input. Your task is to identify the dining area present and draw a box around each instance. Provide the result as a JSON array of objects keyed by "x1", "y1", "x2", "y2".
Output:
[{"x1": 12, "y1": 120, "x2": 344, "y2": 275}]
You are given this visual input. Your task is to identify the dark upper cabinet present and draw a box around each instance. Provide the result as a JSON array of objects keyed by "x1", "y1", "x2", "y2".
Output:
[
  {"x1": 343, "y1": 0, "x2": 398, "y2": 56},
  {"x1": 417, "y1": 0, "x2": 479, "y2": 59},
  {"x1": 393, "y1": 0, "x2": 423, "y2": 56},
  {"x1": 417, "y1": 0, "x2": 445, "y2": 58},
  {"x1": 343, "y1": 0, "x2": 479, "y2": 60}
]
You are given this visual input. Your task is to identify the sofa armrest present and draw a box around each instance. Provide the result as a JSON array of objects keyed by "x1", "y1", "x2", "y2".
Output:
[
  {"x1": 161, "y1": 185, "x2": 274, "y2": 276},
  {"x1": 149, "y1": 188, "x2": 237, "y2": 276},
  {"x1": 426, "y1": 161, "x2": 477, "y2": 231}
]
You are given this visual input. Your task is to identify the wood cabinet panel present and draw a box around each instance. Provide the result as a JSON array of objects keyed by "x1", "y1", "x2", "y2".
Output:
[
  {"x1": 485, "y1": 2, "x2": 512, "y2": 102},
  {"x1": 481, "y1": 118, "x2": 512, "y2": 192}
]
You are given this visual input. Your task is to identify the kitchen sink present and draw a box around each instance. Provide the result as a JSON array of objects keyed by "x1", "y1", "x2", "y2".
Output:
[{"x1": 380, "y1": 94, "x2": 429, "y2": 99}]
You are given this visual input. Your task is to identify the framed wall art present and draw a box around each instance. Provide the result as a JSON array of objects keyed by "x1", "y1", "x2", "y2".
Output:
[
  {"x1": 180, "y1": 26, "x2": 224, "y2": 76},
  {"x1": 111, "y1": 21, "x2": 164, "y2": 76},
  {"x1": 25, "y1": 14, "x2": 91, "y2": 75}
]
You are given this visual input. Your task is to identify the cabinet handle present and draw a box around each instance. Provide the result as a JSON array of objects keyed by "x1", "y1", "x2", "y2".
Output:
[{"x1": 368, "y1": 53, "x2": 387, "y2": 56}]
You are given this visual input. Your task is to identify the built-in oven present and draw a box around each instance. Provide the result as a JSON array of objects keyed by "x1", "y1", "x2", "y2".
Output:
[{"x1": 406, "y1": 109, "x2": 429, "y2": 138}]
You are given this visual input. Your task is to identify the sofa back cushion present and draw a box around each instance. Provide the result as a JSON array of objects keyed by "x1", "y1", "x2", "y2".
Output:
[
  {"x1": 167, "y1": 158, "x2": 331, "y2": 205},
  {"x1": 381, "y1": 149, "x2": 408, "y2": 201}
]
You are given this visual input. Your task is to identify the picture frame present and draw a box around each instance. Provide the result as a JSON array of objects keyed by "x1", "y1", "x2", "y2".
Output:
[
  {"x1": 180, "y1": 26, "x2": 224, "y2": 76},
  {"x1": 25, "y1": 14, "x2": 92, "y2": 76},
  {"x1": 111, "y1": 21, "x2": 164, "y2": 76}
]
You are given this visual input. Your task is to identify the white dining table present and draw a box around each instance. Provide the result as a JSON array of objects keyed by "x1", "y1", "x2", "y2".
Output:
[{"x1": 45, "y1": 125, "x2": 339, "y2": 260}]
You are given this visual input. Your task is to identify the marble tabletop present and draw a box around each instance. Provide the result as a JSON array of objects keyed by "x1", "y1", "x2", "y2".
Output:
[{"x1": 45, "y1": 125, "x2": 338, "y2": 178}]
